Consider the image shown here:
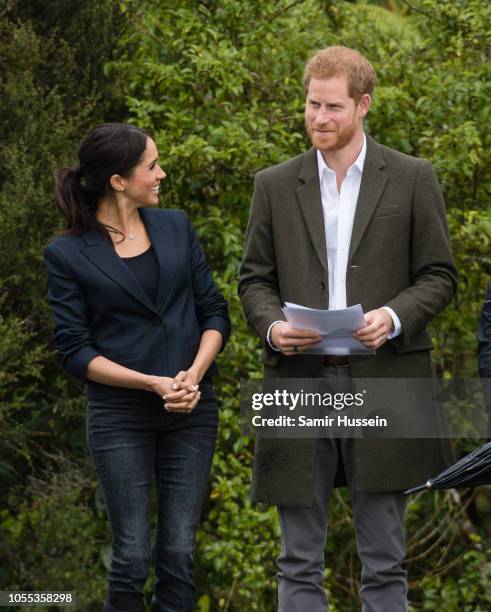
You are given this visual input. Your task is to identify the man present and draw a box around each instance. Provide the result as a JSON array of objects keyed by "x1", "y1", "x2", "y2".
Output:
[
  {"x1": 478, "y1": 281, "x2": 491, "y2": 439},
  {"x1": 238, "y1": 47, "x2": 458, "y2": 611}
]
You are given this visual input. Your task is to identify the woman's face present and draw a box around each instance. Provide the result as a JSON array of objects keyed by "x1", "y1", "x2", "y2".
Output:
[{"x1": 120, "y1": 137, "x2": 166, "y2": 206}]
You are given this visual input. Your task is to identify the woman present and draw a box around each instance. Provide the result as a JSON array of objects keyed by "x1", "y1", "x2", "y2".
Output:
[{"x1": 44, "y1": 123, "x2": 231, "y2": 612}]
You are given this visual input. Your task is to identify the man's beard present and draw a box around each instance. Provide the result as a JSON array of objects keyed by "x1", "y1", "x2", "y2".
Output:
[{"x1": 306, "y1": 116, "x2": 357, "y2": 152}]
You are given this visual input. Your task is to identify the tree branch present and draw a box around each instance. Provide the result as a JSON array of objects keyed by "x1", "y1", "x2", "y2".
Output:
[
  {"x1": 270, "y1": 0, "x2": 307, "y2": 22},
  {"x1": 399, "y1": 0, "x2": 444, "y2": 21}
]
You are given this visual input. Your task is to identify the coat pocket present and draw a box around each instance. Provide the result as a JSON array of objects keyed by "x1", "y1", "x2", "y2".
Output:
[{"x1": 374, "y1": 204, "x2": 400, "y2": 218}]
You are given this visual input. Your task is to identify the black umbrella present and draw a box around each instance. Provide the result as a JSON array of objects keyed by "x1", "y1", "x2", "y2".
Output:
[{"x1": 404, "y1": 441, "x2": 491, "y2": 495}]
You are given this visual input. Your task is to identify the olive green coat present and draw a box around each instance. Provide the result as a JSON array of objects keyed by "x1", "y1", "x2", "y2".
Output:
[{"x1": 238, "y1": 135, "x2": 458, "y2": 506}]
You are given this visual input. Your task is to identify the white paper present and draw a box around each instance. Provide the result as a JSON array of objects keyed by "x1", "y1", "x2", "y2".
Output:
[{"x1": 281, "y1": 302, "x2": 375, "y2": 355}]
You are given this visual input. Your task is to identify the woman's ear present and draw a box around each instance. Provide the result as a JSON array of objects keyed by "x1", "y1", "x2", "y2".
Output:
[{"x1": 109, "y1": 174, "x2": 126, "y2": 192}]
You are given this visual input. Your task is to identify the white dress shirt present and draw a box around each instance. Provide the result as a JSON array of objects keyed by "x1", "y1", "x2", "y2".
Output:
[
  {"x1": 321, "y1": 134, "x2": 365, "y2": 310},
  {"x1": 267, "y1": 133, "x2": 401, "y2": 349}
]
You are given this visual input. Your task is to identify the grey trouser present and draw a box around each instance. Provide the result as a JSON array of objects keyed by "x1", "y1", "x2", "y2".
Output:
[{"x1": 277, "y1": 366, "x2": 408, "y2": 612}]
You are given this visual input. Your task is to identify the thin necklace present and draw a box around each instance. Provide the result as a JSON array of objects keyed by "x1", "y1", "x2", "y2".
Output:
[
  {"x1": 127, "y1": 215, "x2": 141, "y2": 240},
  {"x1": 127, "y1": 221, "x2": 137, "y2": 240}
]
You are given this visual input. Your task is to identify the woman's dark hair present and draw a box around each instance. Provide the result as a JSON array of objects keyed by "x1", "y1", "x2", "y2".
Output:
[{"x1": 54, "y1": 123, "x2": 148, "y2": 241}]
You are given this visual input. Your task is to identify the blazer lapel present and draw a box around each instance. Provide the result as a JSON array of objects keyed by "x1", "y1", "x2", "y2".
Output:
[
  {"x1": 348, "y1": 135, "x2": 388, "y2": 264},
  {"x1": 296, "y1": 148, "x2": 328, "y2": 273},
  {"x1": 80, "y1": 228, "x2": 159, "y2": 315},
  {"x1": 139, "y1": 207, "x2": 178, "y2": 312}
]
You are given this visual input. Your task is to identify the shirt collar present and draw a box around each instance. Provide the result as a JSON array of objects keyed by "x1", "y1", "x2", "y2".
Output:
[{"x1": 316, "y1": 132, "x2": 367, "y2": 178}]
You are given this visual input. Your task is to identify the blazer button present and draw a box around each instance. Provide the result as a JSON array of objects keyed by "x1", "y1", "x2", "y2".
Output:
[
  {"x1": 152, "y1": 316, "x2": 161, "y2": 325},
  {"x1": 320, "y1": 281, "x2": 326, "y2": 290}
]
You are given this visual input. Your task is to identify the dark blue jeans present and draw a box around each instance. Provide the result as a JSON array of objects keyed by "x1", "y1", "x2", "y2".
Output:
[{"x1": 87, "y1": 391, "x2": 218, "y2": 612}]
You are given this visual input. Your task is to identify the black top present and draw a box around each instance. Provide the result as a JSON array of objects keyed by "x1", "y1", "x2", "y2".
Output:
[{"x1": 121, "y1": 245, "x2": 159, "y2": 304}]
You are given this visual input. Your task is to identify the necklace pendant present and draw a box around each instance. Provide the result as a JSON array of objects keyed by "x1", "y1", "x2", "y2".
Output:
[{"x1": 128, "y1": 233, "x2": 135, "y2": 240}]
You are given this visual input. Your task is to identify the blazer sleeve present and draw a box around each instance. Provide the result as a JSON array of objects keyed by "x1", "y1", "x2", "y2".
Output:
[
  {"x1": 186, "y1": 214, "x2": 231, "y2": 351},
  {"x1": 44, "y1": 242, "x2": 101, "y2": 381}
]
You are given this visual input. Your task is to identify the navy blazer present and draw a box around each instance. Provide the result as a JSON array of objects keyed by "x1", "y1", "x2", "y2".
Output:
[{"x1": 44, "y1": 208, "x2": 231, "y2": 401}]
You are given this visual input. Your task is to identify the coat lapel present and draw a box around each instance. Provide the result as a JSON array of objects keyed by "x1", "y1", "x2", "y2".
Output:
[
  {"x1": 348, "y1": 135, "x2": 388, "y2": 264},
  {"x1": 296, "y1": 148, "x2": 328, "y2": 273}
]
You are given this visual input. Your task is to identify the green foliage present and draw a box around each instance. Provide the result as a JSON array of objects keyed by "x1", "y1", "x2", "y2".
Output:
[
  {"x1": 0, "y1": 0, "x2": 128, "y2": 594},
  {"x1": 1, "y1": 0, "x2": 490, "y2": 609},
  {"x1": 2, "y1": 454, "x2": 108, "y2": 610},
  {"x1": 413, "y1": 546, "x2": 491, "y2": 611},
  {"x1": 197, "y1": 433, "x2": 279, "y2": 609}
]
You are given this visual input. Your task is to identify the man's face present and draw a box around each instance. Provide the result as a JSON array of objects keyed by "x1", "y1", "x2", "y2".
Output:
[{"x1": 304, "y1": 75, "x2": 368, "y2": 152}]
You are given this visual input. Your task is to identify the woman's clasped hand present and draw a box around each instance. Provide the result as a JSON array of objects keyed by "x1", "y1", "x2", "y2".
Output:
[{"x1": 150, "y1": 369, "x2": 201, "y2": 412}]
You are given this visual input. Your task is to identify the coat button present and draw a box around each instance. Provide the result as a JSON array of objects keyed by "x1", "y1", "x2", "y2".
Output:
[
  {"x1": 320, "y1": 280, "x2": 326, "y2": 290},
  {"x1": 152, "y1": 316, "x2": 161, "y2": 325}
]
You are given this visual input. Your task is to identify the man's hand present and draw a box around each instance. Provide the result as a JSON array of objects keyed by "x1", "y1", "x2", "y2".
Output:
[
  {"x1": 271, "y1": 322, "x2": 322, "y2": 356},
  {"x1": 353, "y1": 308, "x2": 394, "y2": 349}
]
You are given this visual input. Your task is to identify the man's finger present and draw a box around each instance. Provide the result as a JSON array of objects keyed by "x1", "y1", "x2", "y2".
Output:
[
  {"x1": 285, "y1": 328, "x2": 323, "y2": 339},
  {"x1": 354, "y1": 329, "x2": 377, "y2": 340},
  {"x1": 354, "y1": 321, "x2": 384, "y2": 338},
  {"x1": 281, "y1": 341, "x2": 320, "y2": 355},
  {"x1": 359, "y1": 334, "x2": 386, "y2": 349},
  {"x1": 280, "y1": 341, "x2": 320, "y2": 353},
  {"x1": 282, "y1": 336, "x2": 322, "y2": 347},
  {"x1": 355, "y1": 332, "x2": 381, "y2": 343}
]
